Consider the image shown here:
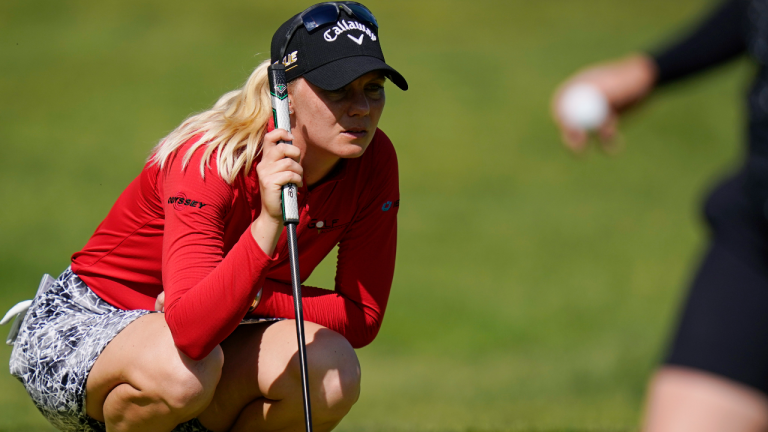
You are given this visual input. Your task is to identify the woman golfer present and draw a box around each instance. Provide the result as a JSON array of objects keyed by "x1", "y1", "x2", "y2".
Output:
[
  {"x1": 6, "y1": 2, "x2": 407, "y2": 431},
  {"x1": 554, "y1": 0, "x2": 768, "y2": 430}
]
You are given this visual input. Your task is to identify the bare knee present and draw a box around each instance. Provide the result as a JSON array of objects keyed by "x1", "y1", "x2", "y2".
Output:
[
  {"x1": 88, "y1": 313, "x2": 225, "y2": 429},
  {"x1": 152, "y1": 345, "x2": 224, "y2": 419},
  {"x1": 308, "y1": 329, "x2": 361, "y2": 422},
  {"x1": 211, "y1": 321, "x2": 358, "y2": 431},
  {"x1": 643, "y1": 366, "x2": 768, "y2": 432}
]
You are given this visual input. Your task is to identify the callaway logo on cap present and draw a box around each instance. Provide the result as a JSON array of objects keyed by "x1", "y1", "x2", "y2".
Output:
[
  {"x1": 270, "y1": 2, "x2": 408, "y2": 91},
  {"x1": 322, "y1": 19, "x2": 377, "y2": 44}
]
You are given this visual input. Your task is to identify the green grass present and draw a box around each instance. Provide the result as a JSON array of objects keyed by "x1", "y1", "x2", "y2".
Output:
[{"x1": 0, "y1": 0, "x2": 746, "y2": 430}]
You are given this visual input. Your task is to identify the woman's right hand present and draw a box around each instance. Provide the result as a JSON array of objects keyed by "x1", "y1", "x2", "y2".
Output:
[
  {"x1": 551, "y1": 54, "x2": 658, "y2": 153},
  {"x1": 251, "y1": 128, "x2": 303, "y2": 255}
]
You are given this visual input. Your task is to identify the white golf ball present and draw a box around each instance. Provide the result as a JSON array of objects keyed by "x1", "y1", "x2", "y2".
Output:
[{"x1": 559, "y1": 83, "x2": 609, "y2": 130}]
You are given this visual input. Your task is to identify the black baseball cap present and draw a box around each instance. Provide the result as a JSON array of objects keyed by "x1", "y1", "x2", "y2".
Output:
[{"x1": 270, "y1": 3, "x2": 408, "y2": 91}]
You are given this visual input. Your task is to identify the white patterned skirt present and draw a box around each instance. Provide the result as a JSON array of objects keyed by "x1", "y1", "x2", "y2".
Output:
[{"x1": 8, "y1": 268, "x2": 213, "y2": 432}]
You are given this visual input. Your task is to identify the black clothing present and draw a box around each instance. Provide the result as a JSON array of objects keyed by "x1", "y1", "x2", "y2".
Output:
[
  {"x1": 651, "y1": 0, "x2": 768, "y2": 393},
  {"x1": 653, "y1": 0, "x2": 768, "y2": 214},
  {"x1": 653, "y1": 0, "x2": 747, "y2": 86},
  {"x1": 666, "y1": 174, "x2": 768, "y2": 394}
]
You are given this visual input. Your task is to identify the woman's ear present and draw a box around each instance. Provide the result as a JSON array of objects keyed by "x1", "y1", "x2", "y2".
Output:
[{"x1": 286, "y1": 78, "x2": 299, "y2": 114}]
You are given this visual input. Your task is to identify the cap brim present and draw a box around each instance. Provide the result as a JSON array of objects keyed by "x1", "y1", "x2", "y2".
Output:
[{"x1": 302, "y1": 56, "x2": 408, "y2": 91}]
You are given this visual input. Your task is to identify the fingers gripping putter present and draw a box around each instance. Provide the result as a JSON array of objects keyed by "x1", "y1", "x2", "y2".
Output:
[{"x1": 268, "y1": 63, "x2": 314, "y2": 432}]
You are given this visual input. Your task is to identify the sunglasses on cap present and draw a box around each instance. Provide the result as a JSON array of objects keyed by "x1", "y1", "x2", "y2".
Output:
[{"x1": 278, "y1": 2, "x2": 378, "y2": 59}]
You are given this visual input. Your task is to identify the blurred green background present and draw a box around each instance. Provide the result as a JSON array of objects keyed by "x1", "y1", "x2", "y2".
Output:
[{"x1": 0, "y1": 0, "x2": 748, "y2": 430}]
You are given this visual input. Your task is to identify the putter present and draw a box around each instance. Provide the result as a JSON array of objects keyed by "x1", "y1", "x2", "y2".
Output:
[{"x1": 268, "y1": 63, "x2": 313, "y2": 432}]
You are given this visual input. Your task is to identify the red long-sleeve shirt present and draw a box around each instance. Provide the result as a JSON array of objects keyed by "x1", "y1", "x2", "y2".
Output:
[{"x1": 71, "y1": 129, "x2": 399, "y2": 360}]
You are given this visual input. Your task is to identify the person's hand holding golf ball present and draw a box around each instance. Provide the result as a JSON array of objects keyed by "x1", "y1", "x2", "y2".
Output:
[{"x1": 552, "y1": 54, "x2": 658, "y2": 153}]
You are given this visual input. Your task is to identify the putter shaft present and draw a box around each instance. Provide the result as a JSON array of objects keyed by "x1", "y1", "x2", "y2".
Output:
[{"x1": 287, "y1": 223, "x2": 313, "y2": 432}]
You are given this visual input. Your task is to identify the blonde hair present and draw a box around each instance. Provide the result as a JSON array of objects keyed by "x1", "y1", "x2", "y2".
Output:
[{"x1": 150, "y1": 59, "x2": 273, "y2": 184}]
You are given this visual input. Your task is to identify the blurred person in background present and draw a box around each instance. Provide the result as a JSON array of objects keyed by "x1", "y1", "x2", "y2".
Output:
[{"x1": 553, "y1": 1, "x2": 768, "y2": 431}]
